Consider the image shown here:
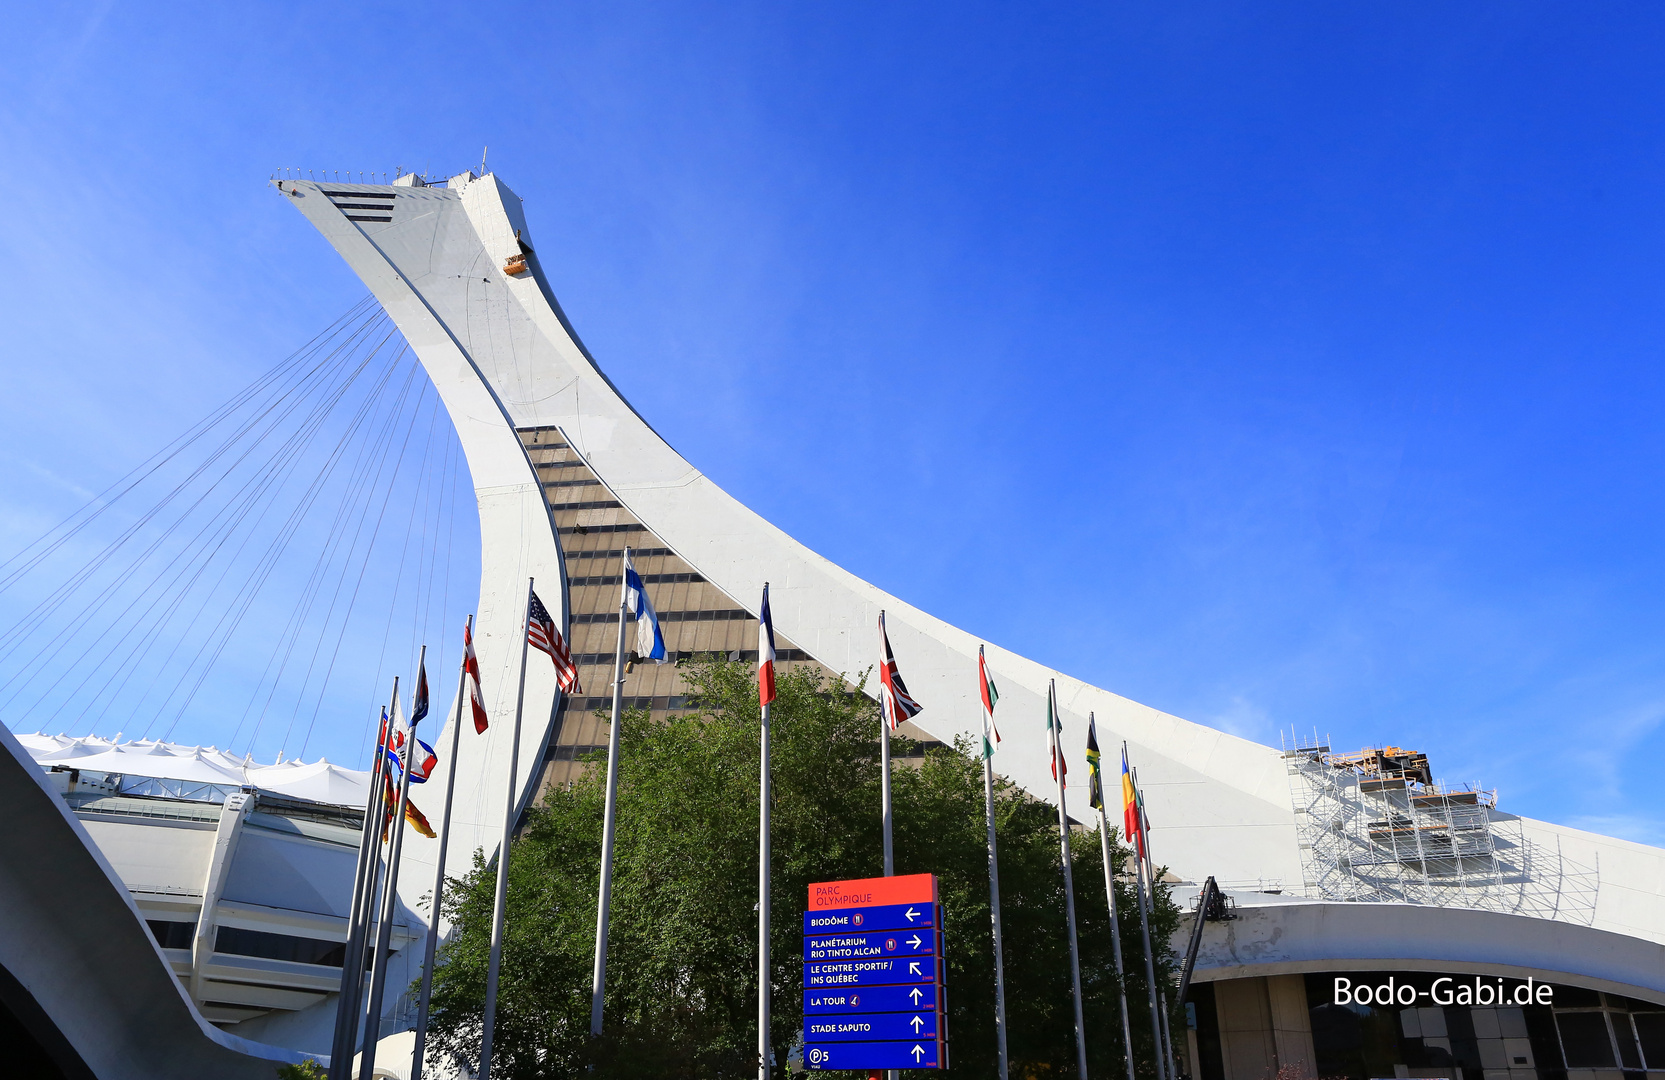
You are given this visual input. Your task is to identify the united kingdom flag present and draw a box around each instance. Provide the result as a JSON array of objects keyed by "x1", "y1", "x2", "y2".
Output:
[{"x1": 877, "y1": 612, "x2": 922, "y2": 731}]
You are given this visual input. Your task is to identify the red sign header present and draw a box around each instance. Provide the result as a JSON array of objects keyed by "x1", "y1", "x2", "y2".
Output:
[{"x1": 807, "y1": 873, "x2": 937, "y2": 910}]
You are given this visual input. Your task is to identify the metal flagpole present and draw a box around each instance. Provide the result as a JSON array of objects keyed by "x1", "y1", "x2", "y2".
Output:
[
  {"x1": 1136, "y1": 769, "x2": 1178, "y2": 1080},
  {"x1": 879, "y1": 611, "x2": 894, "y2": 877},
  {"x1": 982, "y1": 651, "x2": 1010, "y2": 1080},
  {"x1": 482, "y1": 581, "x2": 535, "y2": 1080},
  {"x1": 591, "y1": 551, "x2": 633, "y2": 1036},
  {"x1": 411, "y1": 619, "x2": 473, "y2": 1080},
  {"x1": 341, "y1": 682, "x2": 400, "y2": 1079},
  {"x1": 758, "y1": 583, "x2": 774, "y2": 1080},
  {"x1": 1050, "y1": 680, "x2": 1090, "y2": 1080},
  {"x1": 1128, "y1": 748, "x2": 1167, "y2": 1080},
  {"x1": 1096, "y1": 801, "x2": 1137, "y2": 1080},
  {"x1": 363, "y1": 651, "x2": 423, "y2": 1080},
  {"x1": 329, "y1": 687, "x2": 394, "y2": 1080},
  {"x1": 1088, "y1": 713, "x2": 1136, "y2": 1080}
]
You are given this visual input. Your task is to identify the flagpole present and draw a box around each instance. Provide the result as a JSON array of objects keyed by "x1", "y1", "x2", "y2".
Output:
[
  {"x1": 591, "y1": 550, "x2": 632, "y2": 1036},
  {"x1": 329, "y1": 691, "x2": 394, "y2": 1080},
  {"x1": 482, "y1": 582, "x2": 534, "y2": 1080},
  {"x1": 980, "y1": 648, "x2": 1010, "y2": 1080},
  {"x1": 364, "y1": 650, "x2": 423, "y2": 1080},
  {"x1": 1136, "y1": 768, "x2": 1178, "y2": 1080},
  {"x1": 412, "y1": 619, "x2": 472, "y2": 1080},
  {"x1": 879, "y1": 611, "x2": 894, "y2": 877},
  {"x1": 1096, "y1": 799, "x2": 1137, "y2": 1080},
  {"x1": 757, "y1": 584, "x2": 774, "y2": 1080},
  {"x1": 344, "y1": 682, "x2": 400, "y2": 1077},
  {"x1": 1050, "y1": 681, "x2": 1090, "y2": 1080},
  {"x1": 1128, "y1": 749, "x2": 1167, "y2": 1080}
]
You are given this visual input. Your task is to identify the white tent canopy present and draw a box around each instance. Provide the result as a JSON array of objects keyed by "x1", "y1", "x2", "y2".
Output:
[{"x1": 21, "y1": 734, "x2": 370, "y2": 808}]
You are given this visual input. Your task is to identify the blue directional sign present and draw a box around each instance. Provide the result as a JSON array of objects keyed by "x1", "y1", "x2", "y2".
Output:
[
  {"x1": 803, "y1": 927, "x2": 937, "y2": 962},
  {"x1": 802, "y1": 901, "x2": 937, "y2": 936},
  {"x1": 805, "y1": 1011, "x2": 941, "y2": 1042},
  {"x1": 804, "y1": 873, "x2": 946, "y2": 1070},
  {"x1": 804, "y1": 1040, "x2": 942, "y2": 1070},
  {"x1": 804, "y1": 956, "x2": 938, "y2": 987},
  {"x1": 803, "y1": 984, "x2": 939, "y2": 1015}
]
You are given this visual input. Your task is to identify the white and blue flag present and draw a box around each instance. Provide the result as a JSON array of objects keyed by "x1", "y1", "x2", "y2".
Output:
[{"x1": 624, "y1": 554, "x2": 666, "y2": 663}]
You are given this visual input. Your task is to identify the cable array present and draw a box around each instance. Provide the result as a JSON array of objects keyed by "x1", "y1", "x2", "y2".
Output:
[{"x1": 0, "y1": 300, "x2": 476, "y2": 767}]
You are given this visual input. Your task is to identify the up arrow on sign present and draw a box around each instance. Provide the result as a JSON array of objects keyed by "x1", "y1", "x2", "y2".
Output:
[
  {"x1": 910, "y1": 1015, "x2": 925, "y2": 1033},
  {"x1": 912, "y1": 1045, "x2": 927, "y2": 1062},
  {"x1": 909, "y1": 987, "x2": 924, "y2": 1005}
]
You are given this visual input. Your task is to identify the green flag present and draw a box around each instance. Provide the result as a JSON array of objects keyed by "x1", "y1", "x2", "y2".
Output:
[{"x1": 1085, "y1": 714, "x2": 1104, "y2": 811}]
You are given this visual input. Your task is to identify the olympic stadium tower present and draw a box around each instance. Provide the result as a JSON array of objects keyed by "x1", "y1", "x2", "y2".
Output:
[
  {"x1": 4, "y1": 170, "x2": 1664, "y2": 1079},
  {"x1": 270, "y1": 170, "x2": 1665, "y2": 1080}
]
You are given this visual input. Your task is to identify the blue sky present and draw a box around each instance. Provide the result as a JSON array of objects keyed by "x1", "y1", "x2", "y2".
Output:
[{"x1": 3, "y1": 3, "x2": 1664, "y2": 842}]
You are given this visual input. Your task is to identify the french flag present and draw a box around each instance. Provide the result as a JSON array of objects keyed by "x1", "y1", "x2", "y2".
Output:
[{"x1": 758, "y1": 583, "x2": 776, "y2": 707}]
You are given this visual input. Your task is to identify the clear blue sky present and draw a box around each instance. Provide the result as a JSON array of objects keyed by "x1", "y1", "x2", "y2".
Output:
[{"x1": 3, "y1": 3, "x2": 1664, "y2": 843}]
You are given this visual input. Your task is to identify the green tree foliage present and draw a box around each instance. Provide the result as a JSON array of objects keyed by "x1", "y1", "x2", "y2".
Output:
[
  {"x1": 422, "y1": 658, "x2": 1182, "y2": 1079},
  {"x1": 275, "y1": 1059, "x2": 326, "y2": 1080}
]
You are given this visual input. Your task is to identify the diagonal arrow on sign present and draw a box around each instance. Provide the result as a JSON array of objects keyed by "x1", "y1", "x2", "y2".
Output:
[{"x1": 908, "y1": 961, "x2": 923, "y2": 976}]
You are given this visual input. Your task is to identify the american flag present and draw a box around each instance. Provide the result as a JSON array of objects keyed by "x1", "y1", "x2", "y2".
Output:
[
  {"x1": 877, "y1": 612, "x2": 922, "y2": 731},
  {"x1": 527, "y1": 589, "x2": 580, "y2": 692}
]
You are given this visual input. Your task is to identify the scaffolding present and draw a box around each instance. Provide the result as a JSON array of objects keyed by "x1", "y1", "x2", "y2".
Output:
[{"x1": 1283, "y1": 734, "x2": 1598, "y2": 924}]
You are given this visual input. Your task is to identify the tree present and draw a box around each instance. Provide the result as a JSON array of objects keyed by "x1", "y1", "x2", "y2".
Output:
[{"x1": 422, "y1": 657, "x2": 1181, "y2": 1079}]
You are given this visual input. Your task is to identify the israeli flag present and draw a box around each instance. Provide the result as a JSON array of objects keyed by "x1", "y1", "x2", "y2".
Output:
[{"x1": 624, "y1": 554, "x2": 667, "y2": 663}]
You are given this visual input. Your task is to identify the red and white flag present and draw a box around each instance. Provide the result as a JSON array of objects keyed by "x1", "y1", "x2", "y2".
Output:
[
  {"x1": 758, "y1": 583, "x2": 776, "y2": 707},
  {"x1": 464, "y1": 621, "x2": 489, "y2": 734},
  {"x1": 877, "y1": 612, "x2": 922, "y2": 731},
  {"x1": 527, "y1": 589, "x2": 580, "y2": 693}
]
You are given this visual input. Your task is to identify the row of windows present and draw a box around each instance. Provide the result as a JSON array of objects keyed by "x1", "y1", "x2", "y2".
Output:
[
  {"x1": 533, "y1": 459, "x2": 586, "y2": 469},
  {"x1": 517, "y1": 425, "x2": 567, "y2": 439},
  {"x1": 215, "y1": 926, "x2": 346, "y2": 967},
  {"x1": 543, "y1": 478, "x2": 602, "y2": 489},
  {"x1": 560, "y1": 523, "x2": 645, "y2": 536},
  {"x1": 567, "y1": 572, "x2": 705, "y2": 587},
  {"x1": 570, "y1": 609, "x2": 753, "y2": 624},
  {"x1": 560, "y1": 695, "x2": 695, "y2": 712},
  {"x1": 566, "y1": 547, "x2": 673, "y2": 560},
  {"x1": 145, "y1": 920, "x2": 347, "y2": 968},
  {"x1": 548, "y1": 500, "x2": 622, "y2": 512},
  {"x1": 567, "y1": 648, "x2": 814, "y2": 666}
]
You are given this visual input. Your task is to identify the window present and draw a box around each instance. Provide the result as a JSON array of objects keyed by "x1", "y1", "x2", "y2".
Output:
[
  {"x1": 1556, "y1": 1011, "x2": 1617, "y2": 1068},
  {"x1": 215, "y1": 926, "x2": 345, "y2": 967},
  {"x1": 146, "y1": 919, "x2": 196, "y2": 949}
]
